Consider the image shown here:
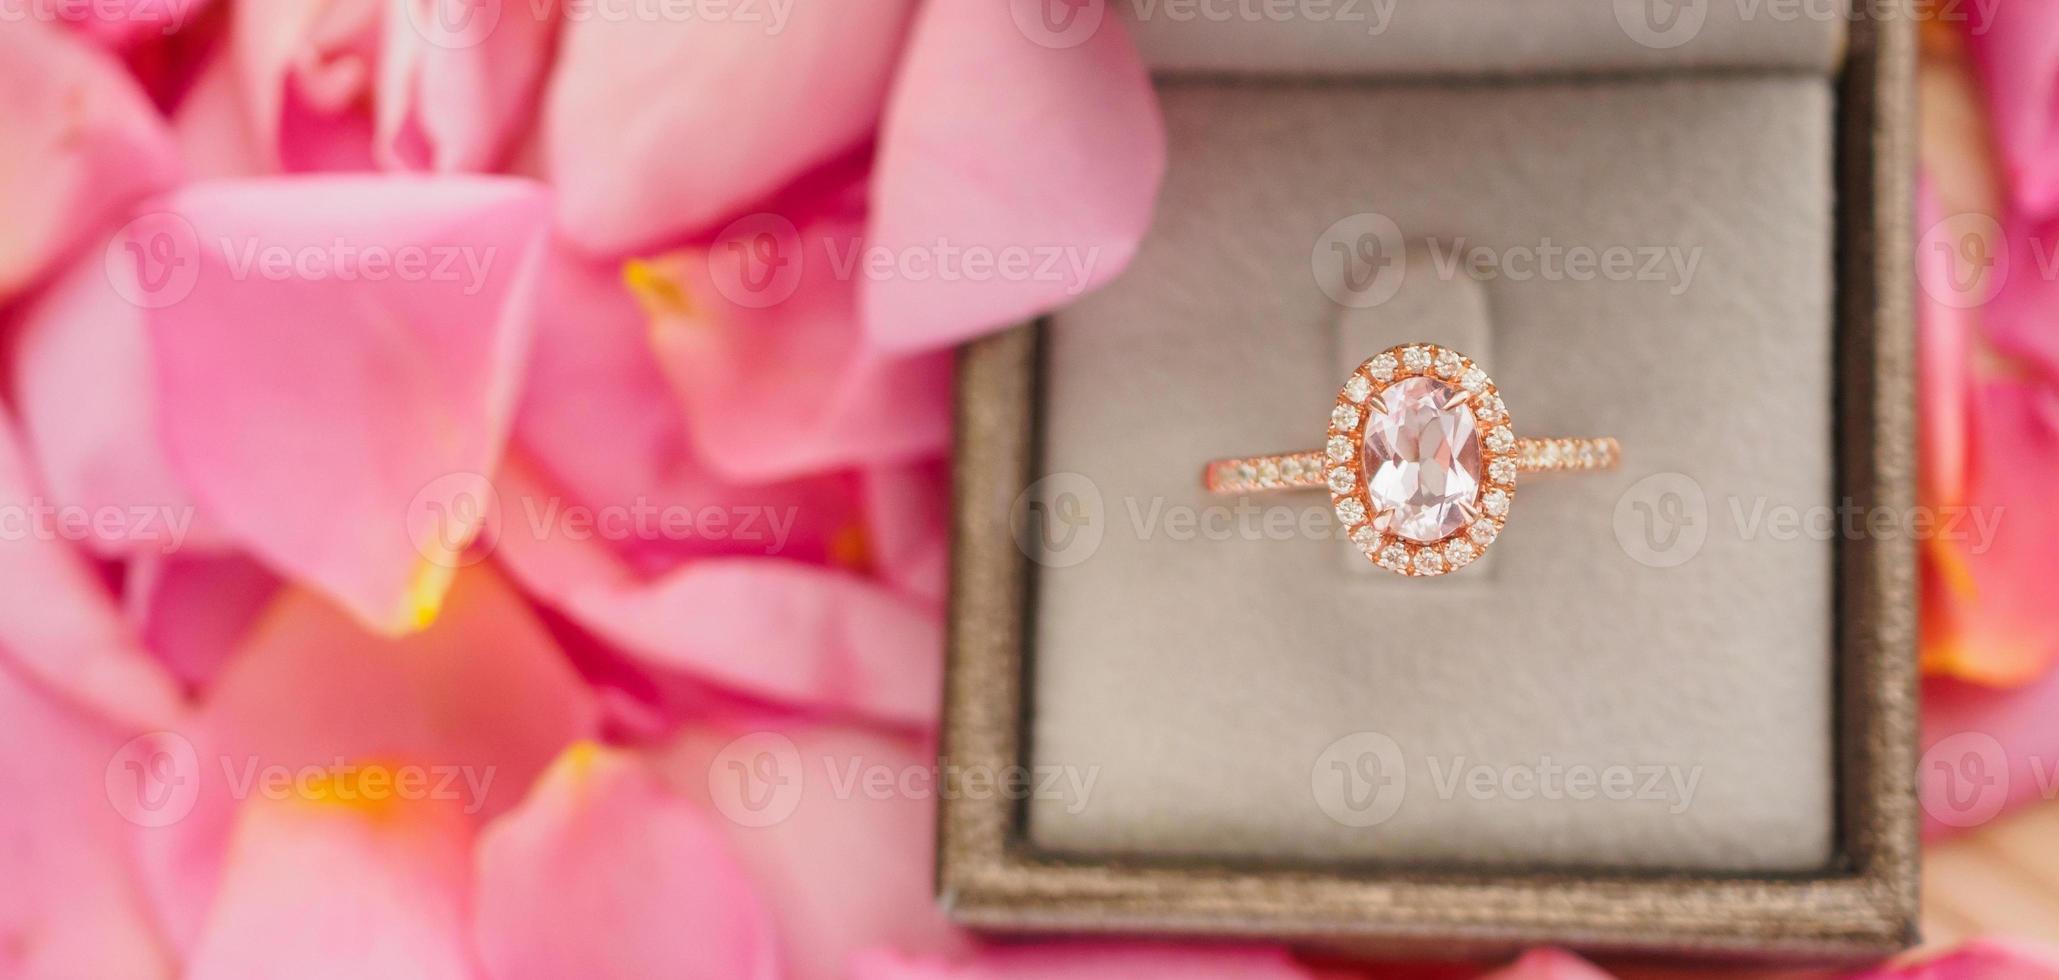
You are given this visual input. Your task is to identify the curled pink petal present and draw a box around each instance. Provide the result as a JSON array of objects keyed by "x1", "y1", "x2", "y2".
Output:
[
  {"x1": 512, "y1": 244, "x2": 870, "y2": 570},
  {"x1": 0, "y1": 21, "x2": 180, "y2": 301},
  {"x1": 1481, "y1": 949, "x2": 1616, "y2": 980},
  {"x1": 182, "y1": 786, "x2": 480, "y2": 980},
  {"x1": 132, "y1": 564, "x2": 598, "y2": 950},
  {"x1": 60, "y1": 0, "x2": 213, "y2": 49},
  {"x1": 1923, "y1": 664, "x2": 2059, "y2": 837},
  {"x1": 861, "y1": 460, "x2": 949, "y2": 605},
  {"x1": 1852, "y1": 939, "x2": 2059, "y2": 978},
  {"x1": 631, "y1": 203, "x2": 952, "y2": 481},
  {"x1": 122, "y1": 552, "x2": 278, "y2": 691},
  {"x1": 171, "y1": 51, "x2": 271, "y2": 179},
  {"x1": 376, "y1": 0, "x2": 560, "y2": 171},
  {"x1": 659, "y1": 722, "x2": 969, "y2": 980},
  {"x1": 230, "y1": 0, "x2": 381, "y2": 170},
  {"x1": 137, "y1": 176, "x2": 550, "y2": 635},
  {"x1": 1915, "y1": 180, "x2": 1973, "y2": 510},
  {"x1": 1965, "y1": 3, "x2": 2059, "y2": 222},
  {"x1": 0, "y1": 407, "x2": 185, "y2": 730},
  {"x1": 0, "y1": 665, "x2": 176, "y2": 979},
  {"x1": 474, "y1": 743, "x2": 779, "y2": 980},
  {"x1": 543, "y1": 1, "x2": 916, "y2": 253},
  {"x1": 850, "y1": 944, "x2": 1317, "y2": 980},
  {"x1": 12, "y1": 242, "x2": 223, "y2": 559},
  {"x1": 494, "y1": 459, "x2": 942, "y2": 729},
  {"x1": 1921, "y1": 380, "x2": 2059, "y2": 686},
  {"x1": 864, "y1": 0, "x2": 1164, "y2": 351}
]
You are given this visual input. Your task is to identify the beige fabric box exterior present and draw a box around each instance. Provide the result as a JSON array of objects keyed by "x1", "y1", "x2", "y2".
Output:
[{"x1": 937, "y1": 3, "x2": 1916, "y2": 963}]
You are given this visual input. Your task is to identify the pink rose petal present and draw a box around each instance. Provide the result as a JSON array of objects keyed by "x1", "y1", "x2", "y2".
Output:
[
  {"x1": 230, "y1": 0, "x2": 381, "y2": 170},
  {"x1": 1852, "y1": 939, "x2": 2059, "y2": 979},
  {"x1": 1965, "y1": 3, "x2": 2059, "y2": 223},
  {"x1": 864, "y1": 0, "x2": 1164, "y2": 352},
  {"x1": 1915, "y1": 180, "x2": 1972, "y2": 511},
  {"x1": 122, "y1": 552, "x2": 279, "y2": 691},
  {"x1": 494, "y1": 459, "x2": 942, "y2": 729},
  {"x1": 1482, "y1": 949, "x2": 1616, "y2": 980},
  {"x1": 543, "y1": 1, "x2": 917, "y2": 253},
  {"x1": 634, "y1": 202, "x2": 952, "y2": 481},
  {"x1": 850, "y1": 944, "x2": 1318, "y2": 980},
  {"x1": 1923, "y1": 666, "x2": 2059, "y2": 837},
  {"x1": 0, "y1": 406, "x2": 184, "y2": 730},
  {"x1": 861, "y1": 459, "x2": 949, "y2": 605},
  {"x1": 512, "y1": 244, "x2": 869, "y2": 570},
  {"x1": 183, "y1": 786, "x2": 480, "y2": 980},
  {"x1": 1921, "y1": 380, "x2": 2059, "y2": 686},
  {"x1": 474, "y1": 743, "x2": 780, "y2": 980},
  {"x1": 132, "y1": 564, "x2": 598, "y2": 951},
  {"x1": 12, "y1": 242, "x2": 223, "y2": 559},
  {"x1": 138, "y1": 176, "x2": 550, "y2": 635},
  {"x1": 60, "y1": 0, "x2": 212, "y2": 49},
  {"x1": 171, "y1": 51, "x2": 271, "y2": 179},
  {"x1": 0, "y1": 21, "x2": 180, "y2": 301},
  {"x1": 376, "y1": 0, "x2": 560, "y2": 171},
  {"x1": 658, "y1": 722, "x2": 969, "y2": 980},
  {"x1": 0, "y1": 665, "x2": 175, "y2": 979}
]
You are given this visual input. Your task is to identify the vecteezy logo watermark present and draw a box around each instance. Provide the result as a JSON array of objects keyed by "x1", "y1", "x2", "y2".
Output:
[
  {"x1": 219, "y1": 758, "x2": 498, "y2": 814},
  {"x1": 1313, "y1": 212, "x2": 1406, "y2": 308},
  {"x1": 1917, "y1": 211, "x2": 2008, "y2": 310},
  {"x1": 0, "y1": 498, "x2": 197, "y2": 555},
  {"x1": 1613, "y1": 471, "x2": 1710, "y2": 568},
  {"x1": 1311, "y1": 731, "x2": 1407, "y2": 827},
  {"x1": 1311, "y1": 731, "x2": 1703, "y2": 828},
  {"x1": 1011, "y1": 472, "x2": 1107, "y2": 568},
  {"x1": 104, "y1": 212, "x2": 502, "y2": 308},
  {"x1": 105, "y1": 732, "x2": 499, "y2": 826},
  {"x1": 107, "y1": 211, "x2": 201, "y2": 309},
  {"x1": 1010, "y1": 0, "x2": 1107, "y2": 49},
  {"x1": 400, "y1": 0, "x2": 503, "y2": 50},
  {"x1": 1010, "y1": 473, "x2": 1429, "y2": 567},
  {"x1": 556, "y1": 0, "x2": 795, "y2": 31},
  {"x1": 407, "y1": 472, "x2": 501, "y2": 569},
  {"x1": 1920, "y1": 731, "x2": 2010, "y2": 829},
  {"x1": 1917, "y1": 732, "x2": 2059, "y2": 829},
  {"x1": 1613, "y1": 471, "x2": 2006, "y2": 569},
  {"x1": 0, "y1": 0, "x2": 199, "y2": 34},
  {"x1": 1310, "y1": 213, "x2": 1703, "y2": 308},
  {"x1": 1124, "y1": 0, "x2": 1396, "y2": 34},
  {"x1": 709, "y1": 212, "x2": 806, "y2": 309},
  {"x1": 706, "y1": 732, "x2": 1100, "y2": 828},
  {"x1": 1613, "y1": 0, "x2": 1707, "y2": 49},
  {"x1": 1424, "y1": 237, "x2": 1701, "y2": 297},
  {"x1": 406, "y1": 473, "x2": 803, "y2": 569},
  {"x1": 1615, "y1": 0, "x2": 2001, "y2": 49},
  {"x1": 106, "y1": 732, "x2": 202, "y2": 827},
  {"x1": 1013, "y1": 0, "x2": 1396, "y2": 47}
]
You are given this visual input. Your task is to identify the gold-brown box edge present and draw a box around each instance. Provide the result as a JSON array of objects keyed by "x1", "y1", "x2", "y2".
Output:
[{"x1": 936, "y1": 4, "x2": 1918, "y2": 963}]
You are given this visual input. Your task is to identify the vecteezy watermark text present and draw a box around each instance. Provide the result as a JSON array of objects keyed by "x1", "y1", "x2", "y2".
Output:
[
  {"x1": 705, "y1": 732, "x2": 1100, "y2": 827},
  {"x1": 1311, "y1": 732, "x2": 1703, "y2": 828},
  {"x1": 0, "y1": 499, "x2": 194, "y2": 554}
]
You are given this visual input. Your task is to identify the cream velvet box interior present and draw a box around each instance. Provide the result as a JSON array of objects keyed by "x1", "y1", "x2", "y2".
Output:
[{"x1": 938, "y1": 1, "x2": 1915, "y2": 961}]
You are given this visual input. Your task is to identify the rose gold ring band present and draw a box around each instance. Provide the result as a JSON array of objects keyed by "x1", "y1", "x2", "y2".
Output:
[{"x1": 1204, "y1": 437, "x2": 1620, "y2": 495}]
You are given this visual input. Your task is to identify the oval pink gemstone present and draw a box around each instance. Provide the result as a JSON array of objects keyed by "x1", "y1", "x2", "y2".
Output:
[{"x1": 1360, "y1": 377, "x2": 1481, "y2": 543}]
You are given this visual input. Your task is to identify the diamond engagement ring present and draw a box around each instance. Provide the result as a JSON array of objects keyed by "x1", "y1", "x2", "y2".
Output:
[{"x1": 1203, "y1": 343, "x2": 1620, "y2": 577}]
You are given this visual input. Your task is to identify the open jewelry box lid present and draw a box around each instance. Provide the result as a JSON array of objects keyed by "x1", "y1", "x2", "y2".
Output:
[{"x1": 938, "y1": 0, "x2": 1916, "y2": 963}]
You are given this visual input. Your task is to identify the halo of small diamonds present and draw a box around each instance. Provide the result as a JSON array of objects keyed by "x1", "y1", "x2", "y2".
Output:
[{"x1": 1332, "y1": 343, "x2": 1518, "y2": 577}]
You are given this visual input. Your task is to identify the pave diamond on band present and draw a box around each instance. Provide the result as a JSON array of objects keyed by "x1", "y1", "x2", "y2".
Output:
[{"x1": 1201, "y1": 343, "x2": 1620, "y2": 576}]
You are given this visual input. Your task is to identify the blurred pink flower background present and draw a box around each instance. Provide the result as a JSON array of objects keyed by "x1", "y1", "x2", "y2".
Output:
[{"x1": 0, "y1": 2, "x2": 2054, "y2": 978}]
